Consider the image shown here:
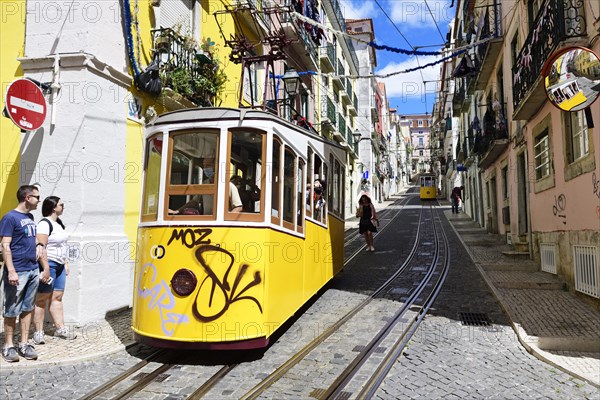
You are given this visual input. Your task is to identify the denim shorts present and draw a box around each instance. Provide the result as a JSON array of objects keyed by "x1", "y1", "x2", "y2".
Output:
[
  {"x1": 2, "y1": 268, "x2": 39, "y2": 318},
  {"x1": 38, "y1": 260, "x2": 67, "y2": 293}
]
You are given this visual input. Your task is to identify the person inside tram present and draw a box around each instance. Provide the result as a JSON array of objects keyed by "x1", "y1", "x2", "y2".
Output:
[
  {"x1": 238, "y1": 177, "x2": 260, "y2": 212},
  {"x1": 168, "y1": 157, "x2": 215, "y2": 215},
  {"x1": 229, "y1": 175, "x2": 243, "y2": 213},
  {"x1": 313, "y1": 179, "x2": 326, "y2": 221}
]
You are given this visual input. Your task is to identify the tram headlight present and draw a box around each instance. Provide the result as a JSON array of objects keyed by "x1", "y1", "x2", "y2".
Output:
[{"x1": 170, "y1": 269, "x2": 197, "y2": 296}]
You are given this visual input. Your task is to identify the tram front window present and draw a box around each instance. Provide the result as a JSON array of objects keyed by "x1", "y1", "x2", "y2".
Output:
[{"x1": 166, "y1": 131, "x2": 218, "y2": 218}]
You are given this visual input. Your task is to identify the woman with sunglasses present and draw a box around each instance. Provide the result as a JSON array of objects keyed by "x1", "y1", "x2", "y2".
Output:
[{"x1": 32, "y1": 197, "x2": 77, "y2": 344}]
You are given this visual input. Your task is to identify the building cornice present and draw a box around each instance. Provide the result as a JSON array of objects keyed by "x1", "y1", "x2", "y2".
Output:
[{"x1": 18, "y1": 53, "x2": 133, "y2": 87}]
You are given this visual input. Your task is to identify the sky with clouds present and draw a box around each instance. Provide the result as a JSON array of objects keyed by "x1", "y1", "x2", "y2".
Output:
[{"x1": 340, "y1": 0, "x2": 455, "y2": 115}]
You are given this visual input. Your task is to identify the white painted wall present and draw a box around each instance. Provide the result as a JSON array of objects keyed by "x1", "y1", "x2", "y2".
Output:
[{"x1": 20, "y1": 1, "x2": 136, "y2": 325}]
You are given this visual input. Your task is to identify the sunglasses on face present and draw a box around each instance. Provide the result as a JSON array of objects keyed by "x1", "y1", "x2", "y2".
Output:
[{"x1": 29, "y1": 195, "x2": 40, "y2": 200}]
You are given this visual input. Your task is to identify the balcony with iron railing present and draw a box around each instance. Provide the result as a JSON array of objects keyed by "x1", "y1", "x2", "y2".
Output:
[
  {"x1": 325, "y1": 0, "x2": 346, "y2": 33},
  {"x1": 452, "y1": 79, "x2": 466, "y2": 115},
  {"x1": 320, "y1": 95, "x2": 336, "y2": 134},
  {"x1": 340, "y1": 77, "x2": 351, "y2": 104},
  {"x1": 475, "y1": 117, "x2": 509, "y2": 169},
  {"x1": 347, "y1": 84, "x2": 357, "y2": 116},
  {"x1": 474, "y1": 3, "x2": 504, "y2": 90},
  {"x1": 319, "y1": 44, "x2": 336, "y2": 73},
  {"x1": 347, "y1": 126, "x2": 357, "y2": 155},
  {"x1": 281, "y1": 10, "x2": 319, "y2": 69},
  {"x1": 343, "y1": 36, "x2": 360, "y2": 72},
  {"x1": 334, "y1": 113, "x2": 346, "y2": 142},
  {"x1": 232, "y1": 0, "x2": 271, "y2": 35},
  {"x1": 512, "y1": 0, "x2": 586, "y2": 120},
  {"x1": 150, "y1": 28, "x2": 225, "y2": 108},
  {"x1": 332, "y1": 61, "x2": 345, "y2": 90}
]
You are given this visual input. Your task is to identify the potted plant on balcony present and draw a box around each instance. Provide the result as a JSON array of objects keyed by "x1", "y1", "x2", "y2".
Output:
[
  {"x1": 169, "y1": 68, "x2": 193, "y2": 100},
  {"x1": 190, "y1": 38, "x2": 227, "y2": 106}
]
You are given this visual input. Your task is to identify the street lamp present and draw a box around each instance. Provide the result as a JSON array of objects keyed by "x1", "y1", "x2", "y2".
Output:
[{"x1": 282, "y1": 68, "x2": 300, "y2": 96}]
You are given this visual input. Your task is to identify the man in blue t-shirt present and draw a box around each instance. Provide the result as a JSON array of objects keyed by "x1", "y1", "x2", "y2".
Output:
[{"x1": 0, "y1": 185, "x2": 43, "y2": 362}]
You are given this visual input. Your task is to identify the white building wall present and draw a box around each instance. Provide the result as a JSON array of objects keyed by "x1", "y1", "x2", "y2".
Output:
[{"x1": 20, "y1": 1, "x2": 135, "y2": 325}]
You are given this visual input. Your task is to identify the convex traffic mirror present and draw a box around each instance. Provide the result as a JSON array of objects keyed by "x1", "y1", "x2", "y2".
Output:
[{"x1": 542, "y1": 47, "x2": 600, "y2": 112}]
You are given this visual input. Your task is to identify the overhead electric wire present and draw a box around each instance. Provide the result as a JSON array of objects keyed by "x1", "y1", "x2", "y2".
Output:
[
  {"x1": 371, "y1": 0, "x2": 430, "y2": 113},
  {"x1": 424, "y1": 0, "x2": 447, "y2": 43}
]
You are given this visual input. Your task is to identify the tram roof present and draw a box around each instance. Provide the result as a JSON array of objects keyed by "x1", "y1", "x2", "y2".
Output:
[{"x1": 148, "y1": 107, "x2": 344, "y2": 150}]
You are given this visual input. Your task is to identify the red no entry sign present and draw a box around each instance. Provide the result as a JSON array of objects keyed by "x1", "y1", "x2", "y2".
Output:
[{"x1": 5, "y1": 78, "x2": 47, "y2": 131}]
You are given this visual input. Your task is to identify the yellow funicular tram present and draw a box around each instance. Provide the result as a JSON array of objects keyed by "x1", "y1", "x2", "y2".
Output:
[
  {"x1": 132, "y1": 108, "x2": 347, "y2": 349},
  {"x1": 419, "y1": 173, "x2": 437, "y2": 200}
]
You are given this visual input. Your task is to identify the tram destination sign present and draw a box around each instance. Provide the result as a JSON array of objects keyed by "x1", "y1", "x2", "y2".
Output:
[{"x1": 4, "y1": 78, "x2": 47, "y2": 131}]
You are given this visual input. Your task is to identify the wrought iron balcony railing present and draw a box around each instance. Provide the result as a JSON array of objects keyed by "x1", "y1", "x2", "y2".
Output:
[
  {"x1": 319, "y1": 44, "x2": 336, "y2": 72},
  {"x1": 346, "y1": 78, "x2": 353, "y2": 99},
  {"x1": 512, "y1": 0, "x2": 586, "y2": 111},
  {"x1": 321, "y1": 95, "x2": 336, "y2": 126},
  {"x1": 338, "y1": 113, "x2": 346, "y2": 137},
  {"x1": 151, "y1": 28, "x2": 222, "y2": 107}
]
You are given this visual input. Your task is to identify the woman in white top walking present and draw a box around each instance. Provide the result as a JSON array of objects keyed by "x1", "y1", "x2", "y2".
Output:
[{"x1": 32, "y1": 196, "x2": 76, "y2": 344}]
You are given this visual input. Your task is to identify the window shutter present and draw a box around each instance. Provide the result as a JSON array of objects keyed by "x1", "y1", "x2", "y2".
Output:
[{"x1": 158, "y1": 0, "x2": 193, "y2": 34}]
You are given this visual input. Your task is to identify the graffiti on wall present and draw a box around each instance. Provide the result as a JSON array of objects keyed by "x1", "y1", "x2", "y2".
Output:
[
  {"x1": 552, "y1": 194, "x2": 567, "y2": 224},
  {"x1": 593, "y1": 172, "x2": 600, "y2": 199}
]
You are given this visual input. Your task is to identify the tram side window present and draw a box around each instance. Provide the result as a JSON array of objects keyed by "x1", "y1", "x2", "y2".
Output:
[
  {"x1": 166, "y1": 131, "x2": 218, "y2": 218},
  {"x1": 297, "y1": 159, "x2": 305, "y2": 233},
  {"x1": 271, "y1": 139, "x2": 281, "y2": 223},
  {"x1": 141, "y1": 135, "x2": 163, "y2": 222},
  {"x1": 313, "y1": 155, "x2": 326, "y2": 224},
  {"x1": 282, "y1": 148, "x2": 296, "y2": 229},
  {"x1": 333, "y1": 160, "x2": 340, "y2": 214},
  {"x1": 306, "y1": 148, "x2": 313, "y2": 218},
  {"x1": 328, "y1": 154, "x2": 334, "y2": 212},
  {"x1": 226, "y1": 130, "x2": 265, "y2": 219}
]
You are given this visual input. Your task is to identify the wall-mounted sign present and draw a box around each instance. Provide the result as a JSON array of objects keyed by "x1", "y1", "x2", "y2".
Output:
[
  {"x1": 362, "y1": 171, "x2": 369, "y2": 179},
  {"x1": 4, "y1": 78, "x2": 47, "y2": 131}
]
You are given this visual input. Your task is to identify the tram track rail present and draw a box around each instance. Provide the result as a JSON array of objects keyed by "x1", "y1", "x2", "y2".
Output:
[
  {"x1": 79, "y1": 346, "x2": 168, "y2": 400},
  {"x1": 81, "y1": 193, "x2": 422, "y2": 400},
  {"x1": 321, "y1": 204, "x2": 451, "y2": 399},
  {"x1": 240, "y1": 201, "x2": 433, "y2": 400}
]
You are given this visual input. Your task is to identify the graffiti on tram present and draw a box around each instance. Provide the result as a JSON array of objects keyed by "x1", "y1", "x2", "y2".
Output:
[
  {"x1": 192, "y1": 245, "x2": 263, "y2": 322},
  {"x1": 139, "y1": 230, "x2": 263, "y2": 333},
  {"x1": 137, "y1": 263, "x2": 190, "y2": 336}
]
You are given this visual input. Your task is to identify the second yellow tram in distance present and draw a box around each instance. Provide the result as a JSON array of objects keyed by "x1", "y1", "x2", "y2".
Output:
[
  {"x1": 419, "y1": 173, "x2": 437, "y2": 200},
  {"x1": 132, "y1": 108, "x2": 347, "y2": 349}
]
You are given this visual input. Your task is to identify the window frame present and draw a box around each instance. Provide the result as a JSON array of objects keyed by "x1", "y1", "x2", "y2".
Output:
[
  {"x1": 563, "y1": 109, "x2": 596, "y2": 181},
  {"x1": 271, "y1": 137, "x2": 283, "y2": 225},
  {"x1": 141, "y1": 133, "x2": 164, "y2": 223},
  {"x1": 282, "y1": 147, "x2": 297, "y2": 231},
  {"x1": 224, "y1": 128, "x2": 267, "y2": 222},
  {"x1": 164, "y1": 129, "x2": 220, "y2": 221},
  {"x1": 532, "y1": 114, "x2": 555, "y2": 193}
]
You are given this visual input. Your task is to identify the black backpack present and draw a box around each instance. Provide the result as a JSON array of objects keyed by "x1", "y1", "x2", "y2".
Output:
[
  {"x1": 135, "y1": 56, "x2": 162, "y2": 95},
  {"x1": 40, "y1": 218, "x2": 53, "y2": 236}
]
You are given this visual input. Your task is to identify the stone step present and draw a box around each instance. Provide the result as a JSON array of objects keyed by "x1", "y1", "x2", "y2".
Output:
[
  {"x1": 502, "y1": 250, "x2": 530, "y2": 259},
  {"x1": 480, "y1": 263, "x2": 538, "y2": 272},
  {"x1": 527, "y1": 336, "x2": 600, "y2": 352},
  {"x1": 513, "y1": 241, "x2": 529, "y2": 253},
  {"x1": 494, "y1": 281, "x2": 563, "y2": 290}
]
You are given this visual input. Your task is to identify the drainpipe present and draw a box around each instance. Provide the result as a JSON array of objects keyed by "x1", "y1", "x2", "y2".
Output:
[
  {"x1": 524, "y1": 148, "x2": 533, "y2": 260},
  {"x1": 50, "y1": 55, "x2": 60, "y2": 128}
]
